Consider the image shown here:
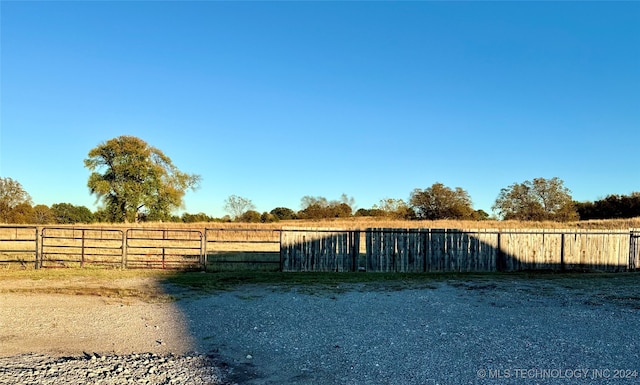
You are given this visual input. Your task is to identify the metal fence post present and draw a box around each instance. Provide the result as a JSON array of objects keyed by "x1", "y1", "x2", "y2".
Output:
[
  {"x1": 122, "y1": 230, "x2": 128, "y2": 269},
  {"x1": 80, "y1": 229, "x2": 86, "y2": 268},
  {"x1": 39, "y1": 228, "x2": 45, "y2": 269},
  {"x1": 34, "y1": 226, "x2": 40, "y2": 269}
]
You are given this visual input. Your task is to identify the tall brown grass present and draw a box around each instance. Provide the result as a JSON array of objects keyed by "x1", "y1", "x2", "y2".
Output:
[
  {"x1": 4, "y1": 216, "x2": 640, "y2": 231},
  {"x1": 132, "y1": 216, "x2": 640, "y2": 231}
]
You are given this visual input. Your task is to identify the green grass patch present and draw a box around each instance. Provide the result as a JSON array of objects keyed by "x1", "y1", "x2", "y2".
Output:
[
  {"x1": 205, "y1": 252, "x2": 280, "y2": 272},
  {"x1": 162, "y1": 271, "x2": 514, "y2": 293},
  {"x1": 165, "y1": 270, "x2": 640, "y2": 305}
]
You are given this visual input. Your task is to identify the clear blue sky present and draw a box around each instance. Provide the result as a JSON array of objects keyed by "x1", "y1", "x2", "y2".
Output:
[{"x1": 1, "y1": 1, "x2": 639, "y2": 218}]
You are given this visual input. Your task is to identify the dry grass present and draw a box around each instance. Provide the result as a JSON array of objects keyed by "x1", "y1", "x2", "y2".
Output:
[
  {"x1": 168, "y1": 217, "x2": 640, "y2": 231},
  {"x1": 0, "y1": 268, "x2": 178, "y2": 302},
  {"x1": 3, "y1": 216, "x2": 639, "y2": 232}
]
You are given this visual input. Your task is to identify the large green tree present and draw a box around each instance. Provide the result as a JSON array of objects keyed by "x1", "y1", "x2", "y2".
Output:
[
  {"x1": 492, "y1": 177, "x2": 578, "y2": 221},
  {"x1": 84, "y1": 136, "x2": 200, "y2": 222},
  {"x1": 409, "y1": 183, "x2": 475, "y2": 220}
]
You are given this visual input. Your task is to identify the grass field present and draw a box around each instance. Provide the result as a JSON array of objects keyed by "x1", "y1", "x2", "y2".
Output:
[{"x1": 3, "y1": 216, "x2": 640, "y2": 231}]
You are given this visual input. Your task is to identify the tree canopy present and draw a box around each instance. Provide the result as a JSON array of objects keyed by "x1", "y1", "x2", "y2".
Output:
[
  {"x1": 51, "y1": 203, "x2": 94, "y2": 224},
  {"x1": 492, "y1": 177, "x2": 578, "y2": 221},
  {"x1": 0, "y1": 177, "x2": 33, "y2": 223},
  {"x1": 409, "y1": 183, "x2": 475, "y2": 220},
  {"x1": 575, "y1": 192, "x2": 640, "y2": 220},
  {"x1": 297, "y1": 195, "x2": 354, "y2": 219},
  {"x1": 84, "y1": 135, "x2": 200, "y2": 222},
  {"x1": 270, "y1": 207, "x2": 297, "y2": 220}
]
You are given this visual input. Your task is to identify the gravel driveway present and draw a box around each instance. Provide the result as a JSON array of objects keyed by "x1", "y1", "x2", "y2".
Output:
[
  {"x1": 2, "y1": 276, "x2": 640, "y2": 385},
  {"x1": 177, "y1": 279, "x2": 640, "y2": 385}
]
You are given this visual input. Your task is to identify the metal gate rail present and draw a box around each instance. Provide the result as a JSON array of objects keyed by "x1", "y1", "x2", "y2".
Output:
[
  {"x1": 125, "y1": 228, "x2": 203, "y2": 269},
  {"x1": 40, "y1": 228, "x2": 124, "y2": 268},
  {"x1": 205, "y1": 228, "x2": 281, "y2": 271},
  {"x1": 0, "y1": 226, "x2": 38, "y2": 268}
]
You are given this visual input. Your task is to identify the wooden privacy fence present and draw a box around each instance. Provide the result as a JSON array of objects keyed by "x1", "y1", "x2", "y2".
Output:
[
  {"x1": 280, "y1": 228, "x2": 360, "y2": 272},
  {"x1": 365, "y1": 228, "x2": 499, "y2": 273},
  {"x1": 283, "y1": 228, "x2": 640, "y2": 273}
]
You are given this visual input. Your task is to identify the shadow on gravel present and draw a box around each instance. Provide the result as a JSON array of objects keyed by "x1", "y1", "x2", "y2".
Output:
[{"x1": 162, "y1": 271, "x2": 640, "y2": 385}]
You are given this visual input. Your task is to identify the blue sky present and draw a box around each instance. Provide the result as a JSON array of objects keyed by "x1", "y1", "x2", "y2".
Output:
[{"x1": 1, "y1": 1, "x2": 639, "y2": 218}]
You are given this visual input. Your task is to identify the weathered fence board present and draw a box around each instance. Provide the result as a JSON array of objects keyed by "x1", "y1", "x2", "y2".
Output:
[
  {"x1": 290, "y1": 228, "x2": 635, "y2": 273},
  {"x1": 630, "y1": 230, "x2": 640, "y2": 271},
  {"x1": 563, "y1": 231, "x2": 629, "y2": 272},
  {"x1": 364, "y1": 229, "x2": 500, "y2": 273},
  {"x1": 280, "y1": 228, "x2": 357, "y2": 272}
]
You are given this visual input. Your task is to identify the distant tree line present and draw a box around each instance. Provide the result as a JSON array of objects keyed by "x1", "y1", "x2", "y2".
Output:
[
  {"x1": 3, "y1": 174, "x2": 639, "y2": 225},
  {"x1": 575, "y1": 193, "x2": 640, "y2": 220},
  {"x1": 1, "y1": 135, "x2": 638, "y2": 225}
]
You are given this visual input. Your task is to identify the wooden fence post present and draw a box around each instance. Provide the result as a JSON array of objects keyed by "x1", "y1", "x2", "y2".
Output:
[
  {"x1": 560, "y1": 233, "x2": 565, "y2": 271},
  {"x1": 496, "y1": 231, "x2": 503, "y2": 272}
]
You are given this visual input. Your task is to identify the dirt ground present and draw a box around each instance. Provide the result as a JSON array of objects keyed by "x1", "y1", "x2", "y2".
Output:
[{"x1": 0, "y1": 277, "x2": 195, "y2": 357}]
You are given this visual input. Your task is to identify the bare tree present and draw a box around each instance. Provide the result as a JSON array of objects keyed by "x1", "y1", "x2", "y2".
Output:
[
  {"x1": 224, "y1": 195, "x2": 256, "y2": 220},
  {"x1": 374, "y1": 198, "x2": 414, "y2": 219}
]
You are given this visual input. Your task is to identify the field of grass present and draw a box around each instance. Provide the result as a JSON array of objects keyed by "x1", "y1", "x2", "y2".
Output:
[{"x1": 3, "y1": 216, "x2": 640, "y2": 231}]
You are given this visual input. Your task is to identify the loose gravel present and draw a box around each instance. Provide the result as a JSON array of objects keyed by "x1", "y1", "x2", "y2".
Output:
[
  {"x1": 2, "y1": 278, "x2": 640, "y2": 385},
  {"x1": 0, "y1": 352, "x2": 223, "y2": 385},
  {"x1": 177, "y1": 280, "x2": 640, "y2": 385}
]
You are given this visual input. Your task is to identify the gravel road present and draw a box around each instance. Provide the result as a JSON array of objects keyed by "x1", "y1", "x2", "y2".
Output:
[
  {"x1": 2, "y1": 277, "x2": 640, "y2": 385},
  {"x1": 178, "y1": 281, "x2": 640, "y2": 385}
]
